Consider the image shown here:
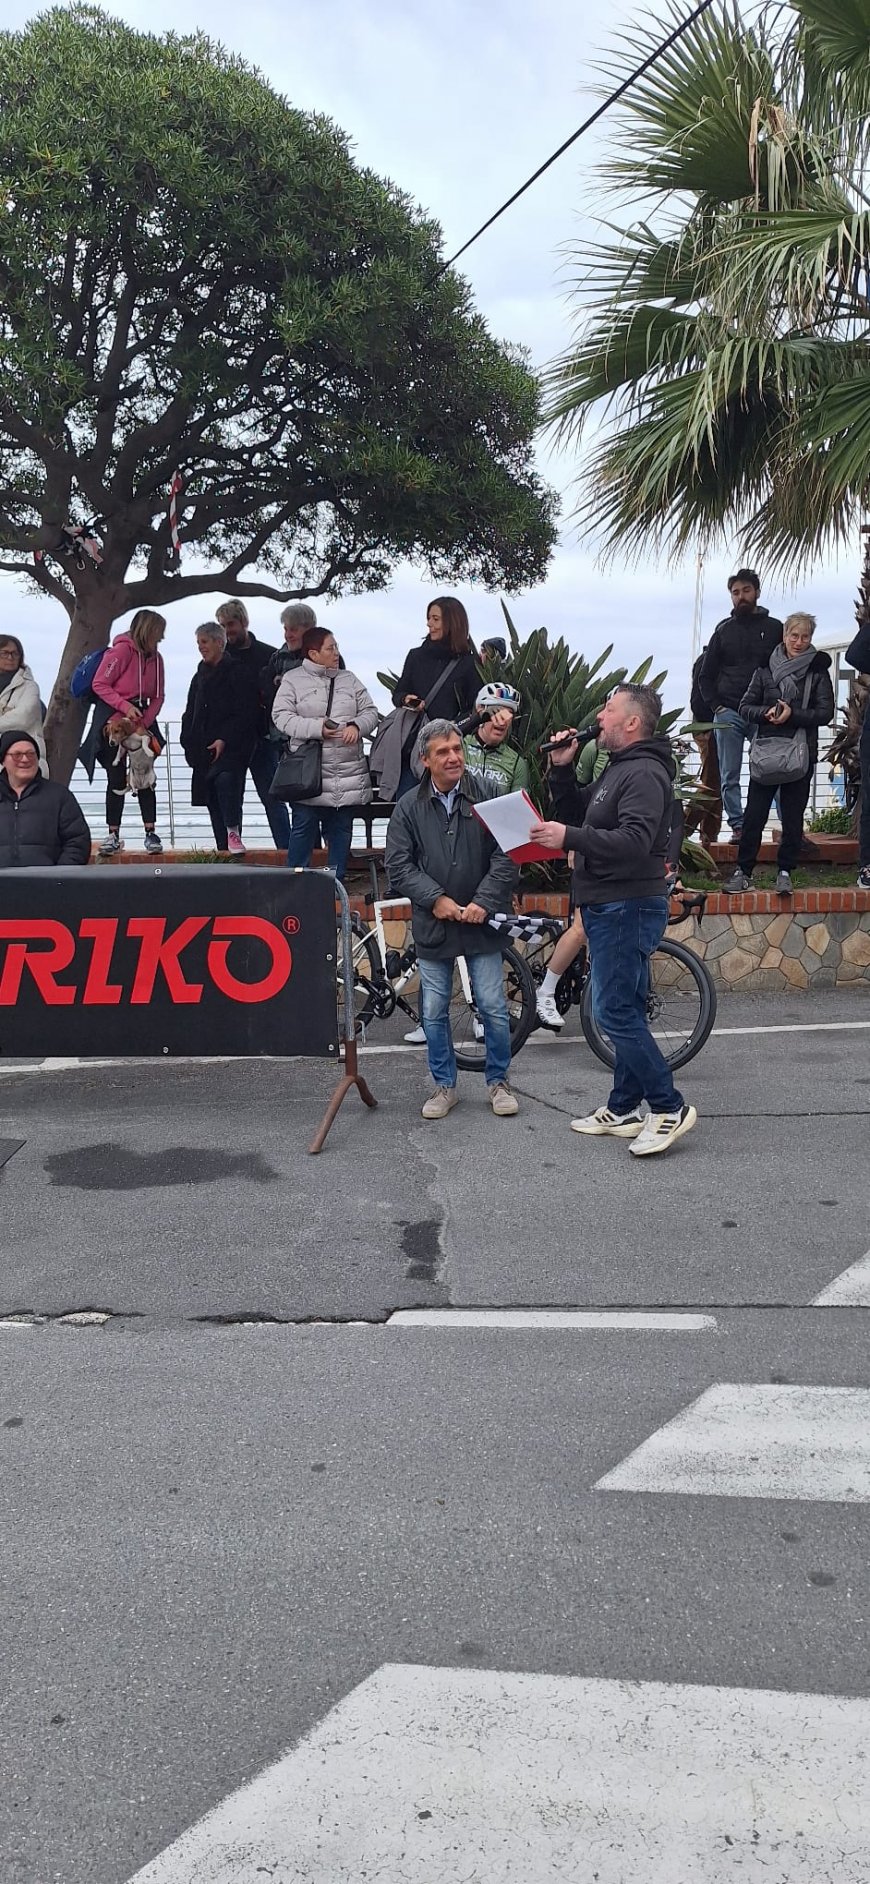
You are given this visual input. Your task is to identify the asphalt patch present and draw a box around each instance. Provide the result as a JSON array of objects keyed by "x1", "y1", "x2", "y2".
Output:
[{"x1": 42, "y1": 1145, "x2": 280, "y2": 1190}]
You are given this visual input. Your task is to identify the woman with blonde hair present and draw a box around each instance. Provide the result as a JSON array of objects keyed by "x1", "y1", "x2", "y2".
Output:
[{"x1": 84, "y1": 608, "x2": 167, "y2": 854}]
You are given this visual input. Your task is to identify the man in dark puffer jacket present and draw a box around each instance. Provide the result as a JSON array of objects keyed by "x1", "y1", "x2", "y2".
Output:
[{"x1": 0, "y1": 730, "x2": 91, "y2": 867}]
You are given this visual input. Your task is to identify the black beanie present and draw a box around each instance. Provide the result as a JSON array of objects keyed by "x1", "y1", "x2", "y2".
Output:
[{"x1": 0, "y1": 729, "x2": 41, "y2": 764}]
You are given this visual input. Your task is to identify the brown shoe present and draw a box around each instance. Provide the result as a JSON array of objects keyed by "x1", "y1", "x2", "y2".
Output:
[
  {"x1": 421, "y1": 1086, "x2": 459, "y2": 1120},
  {"x1": 488, "y1": 1081, "x2": 519, "y2": 1116}
]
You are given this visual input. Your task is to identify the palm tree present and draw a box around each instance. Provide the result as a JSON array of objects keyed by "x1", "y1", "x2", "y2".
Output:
[{"x1": 546, "y1": 0, "x2": 870, "y2": 580}]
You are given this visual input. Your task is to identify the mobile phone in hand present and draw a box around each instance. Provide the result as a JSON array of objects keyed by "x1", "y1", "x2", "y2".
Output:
[{"x1": 323, "y1": 717, "x2": 338, "y2": 729}]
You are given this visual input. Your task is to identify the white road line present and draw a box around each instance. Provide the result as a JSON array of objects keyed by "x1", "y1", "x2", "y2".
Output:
[
  {"x1": 813, "y1": 1251, "x2": 870, "y2": 1307},
  {"x1": 596, "y1": 1383, "x2": 870, "y2": 1501},
  {"x1": 1, "y1": 1016, "x2": 869, "y2": 1079},
  {"x1": 712, "y1": 1020, "x2": 870, "y2": 1036},
  {"x1": 126, "y1": 1663, "x2": 870, "y2": 1883},
  {"x1": 387, "y1": 1309, "x2": 717, "y2": 1331}
]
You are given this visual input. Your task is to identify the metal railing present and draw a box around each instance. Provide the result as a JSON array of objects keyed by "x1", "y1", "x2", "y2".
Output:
[{"x1": 71, "y1": 718, "x2": 845, "y2": 852}]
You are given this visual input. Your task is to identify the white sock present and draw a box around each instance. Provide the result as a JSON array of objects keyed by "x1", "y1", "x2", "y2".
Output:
[{"x1": 541, "y1": 969, "x2": 560, "y2": 997}]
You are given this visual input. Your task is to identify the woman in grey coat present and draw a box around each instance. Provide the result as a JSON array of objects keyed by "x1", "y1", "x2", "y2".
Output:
[{"x1": 272, "y1": 627, "x2": 379, "y2": 879}]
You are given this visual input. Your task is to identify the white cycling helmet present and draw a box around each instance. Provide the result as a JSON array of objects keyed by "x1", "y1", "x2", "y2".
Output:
[{"x1": 475, "y1": 681, "x2": 521, "y2": 714}]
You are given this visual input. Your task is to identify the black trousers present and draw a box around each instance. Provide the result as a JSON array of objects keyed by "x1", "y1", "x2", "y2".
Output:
[
  {"x1": 860, "y1": 728, "x2": 870, "y2": 867},
  {"x1": 738, "y1": 771, "x2": 811, "y2": 874}
]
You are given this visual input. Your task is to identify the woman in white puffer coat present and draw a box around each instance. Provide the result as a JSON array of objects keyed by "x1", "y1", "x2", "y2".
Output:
[
  {"x1": 0, "y1": 636, "x2": 47, "y2": 772},
  {"x1": 272, "y1": 627, "x2": 379, "y2": 879}
]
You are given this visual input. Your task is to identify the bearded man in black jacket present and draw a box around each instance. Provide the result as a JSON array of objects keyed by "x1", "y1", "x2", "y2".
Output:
[
  {"x1": 531, "y1": 683, "x2": 697, "y2": 1158},
  {"x1": 698, "y1": 569, "x2": 783, "y2": 840}
]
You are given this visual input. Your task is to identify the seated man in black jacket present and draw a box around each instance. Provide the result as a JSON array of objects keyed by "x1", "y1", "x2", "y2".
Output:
[
  {"x1": 385, "y1": 718, "x2": 519, "y2": 1120},
  {"x1": 531, "y1": 684, "x2": 697, "y2": 1158},
  {"x1": 0, "y1": 731, "x2": 92, "y2": 867}
]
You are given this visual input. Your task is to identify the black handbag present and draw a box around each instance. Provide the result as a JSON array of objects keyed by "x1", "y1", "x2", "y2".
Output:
[{"x1": 270, "y1": 678, "x2": 335, "y2": 802}]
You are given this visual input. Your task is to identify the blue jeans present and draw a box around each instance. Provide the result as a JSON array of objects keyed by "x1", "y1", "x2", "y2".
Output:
[
  {"x1": 285, "y1": 803, "x2": 354, "y2": 880},
  {"x1": 583, "y1": 898, "x2": 683, "y2": 1115},
  {"x1": 205, "y1": 768, "x2": 245, "y2": 850},
  {"x1": 713, "y1": 708, "x2": 751, "y2": 833},
  {"x1": 244, "y1": 736, "x2": 291, "y2": 849},
  {"x1": 418, "y1": 951, "x2": 512, "y2": 1088}
]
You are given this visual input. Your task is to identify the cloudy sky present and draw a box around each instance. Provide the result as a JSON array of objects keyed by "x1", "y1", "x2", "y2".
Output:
[{"x1": 2, "y1": 0, "x2": 859, "y2": 721}]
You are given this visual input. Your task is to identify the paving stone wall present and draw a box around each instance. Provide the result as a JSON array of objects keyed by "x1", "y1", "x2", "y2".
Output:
[{"x1": 518, "y1": 891, "x2": 870, "y2": 994}]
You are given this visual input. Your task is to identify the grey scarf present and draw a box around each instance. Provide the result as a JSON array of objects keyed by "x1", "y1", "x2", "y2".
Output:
[{"x1": 768, "y1": 640, "x2": 815, "y2": 703}]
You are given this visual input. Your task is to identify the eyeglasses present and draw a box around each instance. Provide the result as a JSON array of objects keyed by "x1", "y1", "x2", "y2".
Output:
[{"x1": 0, "y1": 648, "x2": 20, "y2": 661}]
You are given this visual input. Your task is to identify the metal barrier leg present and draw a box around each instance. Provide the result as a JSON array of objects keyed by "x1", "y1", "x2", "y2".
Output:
[{"x1": 308, "y1": 876, "x2": 378, "y2": 1153}]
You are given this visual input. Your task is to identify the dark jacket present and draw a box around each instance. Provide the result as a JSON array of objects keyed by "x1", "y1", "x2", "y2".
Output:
[
  {"x1": 846, "y1": 623, "x2": 870, "y2": 675},
  {"x1": 0, "y1": 772, "x2": 91, "y2": 868},
  {"x1": 180, "y1": 655, "x2": 259, "y2": 804},
  {"x1": 385, "y1": 770, "x2": 518, "y2": 960},
  {"x1": 698, "y1": 607, "x2": 783, "y2": 712},
  {"x1": 690, "y1": 650, "x2": 715, "y2": 723},
  {"x1": 226, "y1": 632, "x2": 279, "y2": 737},
  {"x1": 739, "y1": 650, "x2": 834, "y2": 769},
  {"x1": 392, "y1": 640, "x2": 480, "y2": 731},
  {"x1": 548, "y1": 736, "x2": 676, "y2": 906}
]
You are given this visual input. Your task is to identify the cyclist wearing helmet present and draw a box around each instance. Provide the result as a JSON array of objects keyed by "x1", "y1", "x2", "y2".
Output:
[{"x1": 460, "y1": 683, "x2": 529, "y2": 796}]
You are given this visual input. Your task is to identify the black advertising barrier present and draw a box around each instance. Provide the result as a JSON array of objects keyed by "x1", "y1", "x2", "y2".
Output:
[
  {"x1": 0, "y1": 865, "x2": 377, "y2": 1150},
  {"x1": 0, "y1": 866, "x2": 339, "y2": 1061}
]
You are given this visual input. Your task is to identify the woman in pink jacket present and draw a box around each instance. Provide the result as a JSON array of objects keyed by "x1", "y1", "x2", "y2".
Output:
[{"x1": 91, "y1": 609, "x2": 166, "y2": 854}]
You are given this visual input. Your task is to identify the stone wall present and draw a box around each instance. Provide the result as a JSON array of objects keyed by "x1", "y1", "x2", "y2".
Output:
[{"x1": 518, "y1": 890, "x2": 870, "y2": 994}]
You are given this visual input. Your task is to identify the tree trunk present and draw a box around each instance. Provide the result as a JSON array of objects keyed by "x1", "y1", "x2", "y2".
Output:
[{"x1": 43, "y1": 592, "x2": 122, "y2": 785}]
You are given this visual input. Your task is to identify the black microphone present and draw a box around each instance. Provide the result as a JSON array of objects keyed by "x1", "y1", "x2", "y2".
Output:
[{"x1": 539, "y1": 722, "x2": 599, "y2": 754}]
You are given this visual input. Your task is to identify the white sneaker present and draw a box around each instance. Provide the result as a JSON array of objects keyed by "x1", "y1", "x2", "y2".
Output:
[
  {"x1": 536, "y1": 990, "x2": 564, "y2": 1030},
  {"x1": 570, "y1": 1105, "x2": 645, "y2": 1138},
  {"x1": 404, "y1": 1025, "x2": 426, "y2": 1044},
  {"x1": 99, "y1": 832, "x2": 123, "y2": 855},
  {"x1": 226, "y1": 830, "x2": 246, "y2": 856},
  {"x1": 629, "y1": 1104, "x2": 698, "y2": 1157},
  {"x1": 473, "y1": 1016, "x2": 485, "y2": 1042}
]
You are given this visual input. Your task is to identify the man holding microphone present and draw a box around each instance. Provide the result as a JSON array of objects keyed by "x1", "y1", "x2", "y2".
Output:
[{"x1": 530, "y1": 684, "x2": 697, "y2": 1157}]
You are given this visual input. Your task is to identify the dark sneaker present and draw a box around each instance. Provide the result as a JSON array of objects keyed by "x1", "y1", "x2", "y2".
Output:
[
  {"x1": 630, "y1": 1104, "x2": 698, "y2": 1157},
  {"x1": 858, "y1": 867, "x2": 870, "y2": 891},
  {"x1": 571, "y1": 1105, "x2": 645, "y2": 1138},
  {"x1": 775, "y1": 869, "x2": 793, "y2": 894},
  {"x1": 144, "y1": 831, "x2": 163, "y2": 854},
  {"x1": 723, "y1": 868, "x2": 751, "y2": 893}
]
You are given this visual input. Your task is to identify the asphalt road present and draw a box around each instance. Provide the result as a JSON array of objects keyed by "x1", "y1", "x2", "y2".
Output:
[{"x1": 1, "y1": 988, "x2": 869, "y2": 1882}]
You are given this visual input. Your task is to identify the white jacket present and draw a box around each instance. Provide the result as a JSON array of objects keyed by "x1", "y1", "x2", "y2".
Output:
[
  {"x1": 0, "y1": 663, "x2": 47, "y2": 771},
  {"x1": 272, "y1": 661, "x2": 379, "y2": 809}
]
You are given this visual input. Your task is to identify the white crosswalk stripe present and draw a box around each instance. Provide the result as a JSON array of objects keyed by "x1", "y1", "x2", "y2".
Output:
[
  {"x1": 126, "y1": 1664, "x2": 870, "y2": 1882},
  {"x1": 813, "y1": 1252, "x2": 870, "y2": 1307},
  {"x1": 595, "y1": 1384, "x2": 870, "y2": 1501}
]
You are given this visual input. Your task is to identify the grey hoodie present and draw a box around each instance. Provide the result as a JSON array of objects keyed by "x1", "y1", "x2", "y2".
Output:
[{"x1": 548, "y1": 736, "x2": 676, "y2": 905}]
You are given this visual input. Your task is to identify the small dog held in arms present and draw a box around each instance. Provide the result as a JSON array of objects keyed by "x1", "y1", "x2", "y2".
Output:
[{"x1": 105, "y1": 712, "x2": 159, "y2": 796}]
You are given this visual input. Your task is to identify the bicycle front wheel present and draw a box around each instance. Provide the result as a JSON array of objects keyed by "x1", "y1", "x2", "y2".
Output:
[
  {"x1": 452, "y1": 944, "x2": 537, "y2": 1072},
  {"x1": 580, "y1": 937, "x2": 716, "y2": 1073}
]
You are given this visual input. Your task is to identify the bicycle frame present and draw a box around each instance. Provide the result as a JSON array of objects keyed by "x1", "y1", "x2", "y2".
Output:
[{"x1": 369, "y1": 897, "x2": 476, "y2": 1007}]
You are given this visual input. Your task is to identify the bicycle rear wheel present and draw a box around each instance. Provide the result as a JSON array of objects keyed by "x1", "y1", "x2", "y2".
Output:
[
  {"x1": 580, "y1": 936, "x2": 716, "y2": 1072},
  {"x1": 452, "y1": 943, "x2": 537, "y2": 1071}
]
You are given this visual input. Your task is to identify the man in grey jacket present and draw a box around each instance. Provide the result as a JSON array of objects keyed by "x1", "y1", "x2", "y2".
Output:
[
  {"x1": 385, "y1": 719, "x2": 519, "y2": 1119},
  {"x1": 532, "y1": 683, "x2": 697, "y2": 1157}
]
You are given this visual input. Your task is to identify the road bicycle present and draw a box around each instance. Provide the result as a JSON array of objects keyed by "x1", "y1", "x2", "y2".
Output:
[
  {"x1": 341, "y1": 891, "x2": 716, "y2": 1073},
  {"x1": 511, "y1": 892, "x2": 717, "y2": 1072},
  {"x1": 342, "y1": 898, "x2": 537, "y2": 1071}
]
